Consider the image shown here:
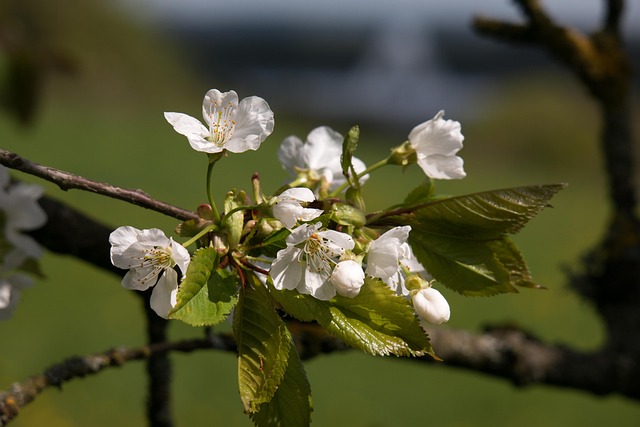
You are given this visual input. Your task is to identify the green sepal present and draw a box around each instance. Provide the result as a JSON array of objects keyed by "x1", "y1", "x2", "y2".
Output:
[
  {"x1": 169, "y1": 247, "x2": 238, "y2": 326},
  {"x1": 269, "y1": 277, "x2": 433, "y2": 357},
  {"x1": 250, "y1": 327, "x2": 312, "y2": 427},
  {"x1": 234, "y1": 275, "x2": 292, "y2": 413}
]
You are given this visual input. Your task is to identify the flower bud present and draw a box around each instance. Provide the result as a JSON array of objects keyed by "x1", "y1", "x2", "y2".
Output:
[
  {"x1": 412, "y1": 287, "x2": 450, "y2": 325},
  {"x1": 331, "y1": 260, "x2": 365, "y2": 298},
  {"x1": 330, "y1": 203, "x2": 366, "y2": 227},
  {"x1": 212, "y1": 233, "x2": 229, "y2": 256}
]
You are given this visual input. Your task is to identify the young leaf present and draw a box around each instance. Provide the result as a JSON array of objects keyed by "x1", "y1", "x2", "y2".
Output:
[
  {"x1": 250, "y1": 328, "x2": 312, "y2": 427},
  {"x1": 269, "y1": 277, "x2": 433, "y2": 357},
  {"x1": 234, "y1": 277, "x2": 292, "y2": 413},
  {"x1": 340, "y1": 125, "x2": 359, "y2": 182},
  {"x1": 169, "y1": 247, "x2": 237, "y2": 326},
  {"x1": 404, "y1": 184, "x2": 565, "y2": 240},
  {"x1": 405, "y1": 184, "x2": 565, "y2": 296},
  {"x1": 409, "y1": 232, "x2": 517, "y2": 296}
]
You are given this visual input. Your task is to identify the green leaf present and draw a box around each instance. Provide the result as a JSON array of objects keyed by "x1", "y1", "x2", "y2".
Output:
[
  {"x1": 409, "y1": 232, "x2": 517, "y2": 296},
  {"x1": 250, "y1": 328, "x2": 312, "y2": 427},
  {"x1": 169, "y1": 247, "x2": 238, "y2": 326},
  {"x1": 234, "y1": 277, "x2": 292, "y2": 413},
  {"x1": 409, "y1": 184, "x2": 566, "y2": 240},
  {"x1": 405, "y1": 184, "x2": 564, "y2": 296},
  {"x1": 403, "y1": 180, "x2": 434, "y2": 206},
  {"x1": 269, "y1": 277, "x2": 433, "y2": 357}
]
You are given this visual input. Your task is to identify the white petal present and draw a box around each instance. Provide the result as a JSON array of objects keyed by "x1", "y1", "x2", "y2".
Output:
[
  {"x1": 412, "y1": 287, "x2": 450, "y2": 325},
  {"x1": 286, "y1": 223, "x2": 320, "y2": 246},
  {"x1": 278, "y1": 136, "x2": 306, "y2": 173},
  {"x1": 270, "y1": 247, "x2": 304, "y2": 290},
  {"x1": 224, "y1": 96, "x2": 274, "y2": 153},
  {"x1": 331, "y1": 260, "x2": 365, "y2": 298},
  {"x1": 299, "y1": 207, "x2": 323, "y2": 222},
  {"x1": 109, "y1": 226, "x2": 141, "y2": 258},
  {"x1": 272, "y1": 200, "x2": 301, "y2": 229},
  {"x1": 164, "y1": 112, "x2": 209, "y2": 138},
  {"x1": 303, "y1": 126, "x2": 343, "y2": 170},
  {"x1": 170, "y1": 239, "x2": 191, "y2": 274},
  {"x1": 121, "y1": 266, "x2": 157, "y2": 291},
  {"x1": 279, "y1": 187, "x2": 316, "y2": 203},
  {"x1": 299, "y1": 268, "x2": 335, "y2": 300},
  {"x1": 201, "y1": 89, "x2": 238, "y2": 125},
  {"x1": 317, "y1": 229, "x2": 354, "y2": 251},
  {"x1": 408, "y1": 111, "x2": 466, "y2": 180},
  {"x1": 150, "y1": 269, "x2": 179, "y2": 319},
  {"x1": 0, "y1": 166, "x2": 9, "y2": 187},
  {"x1": 365, "y1": 226, "x2": 411, "y2": 279}
]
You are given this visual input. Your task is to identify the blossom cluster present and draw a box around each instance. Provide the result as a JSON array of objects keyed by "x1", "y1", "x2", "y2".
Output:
[
  {"x1": 110, "y1": 89, "x2": 466, "y2": 327},
  {"x1": 0, "y1": 166, "x2": 47, "y2": 320}
]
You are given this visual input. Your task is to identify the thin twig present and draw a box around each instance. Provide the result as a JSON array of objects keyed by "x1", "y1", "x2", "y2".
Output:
[{"x1": 0, "y1": 149, "x2": 198, "y2": 222}]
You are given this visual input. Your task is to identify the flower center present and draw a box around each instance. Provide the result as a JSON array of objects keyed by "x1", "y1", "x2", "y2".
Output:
[
  {"x1": 301, "y1": 233, "x2": 341, "y2": 276},
  {"x1": 207, "y1": 100, "x2": 237, "y2": 147},
  {"x1": 134, "y1": 246, "x2": 174, "y2": 286}
]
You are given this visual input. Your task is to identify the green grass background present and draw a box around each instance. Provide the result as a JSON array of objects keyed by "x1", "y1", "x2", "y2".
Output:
[{"x1": 1, "y1": 1, "x2": 640, "y2": 425}]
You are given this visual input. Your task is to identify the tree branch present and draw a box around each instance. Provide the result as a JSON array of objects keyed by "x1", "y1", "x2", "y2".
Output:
[
  {"x1": 0, "y1": 149, "x2": 198, "y2": 222},
  {"x1": 0, "y1": 336, "x2": 236, "y2": 427}
]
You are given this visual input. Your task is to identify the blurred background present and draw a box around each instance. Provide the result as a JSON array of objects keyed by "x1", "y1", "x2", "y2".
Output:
[{"x1": 1, "y1": 0, "x2": 640, "y2": 425}]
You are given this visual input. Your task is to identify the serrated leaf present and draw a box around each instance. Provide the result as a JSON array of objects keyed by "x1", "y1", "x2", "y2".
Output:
[
  {"x1": 269, "y1": 277, "x2": 433, "y2": 357},
  {"x1": 169, "y1": 247, "x2": 237, "y2": 326},
  {"x1": 234, "y1": 277, "x2": 292, "y2": 413},
  {"x1": 250, "y1": 328, "x2": 312, "y2": 427},
  {"x1": 405, "y1": 184, "x2": 564, "y2": 296},
  {"x1": 409, "y1": 232, "x2": 517, "y2": 296},
  {"x1": 409, "y1": 184, "x2": 566, "y2": 240}
]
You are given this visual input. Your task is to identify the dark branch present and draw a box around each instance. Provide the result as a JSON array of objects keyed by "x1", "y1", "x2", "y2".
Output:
[
  {"x1": 0, "y1": 149, "x2": 198, "y2": 222},
  {"x1": 0, "y1": 336, "x2": 236, "y2": 427}
]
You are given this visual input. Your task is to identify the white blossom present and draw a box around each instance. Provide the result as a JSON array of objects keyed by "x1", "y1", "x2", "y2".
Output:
[
  {"x1": 408, "y1": 110, "x2": 466, "y2": 180},
  {"x1": 270, "y1": 223, "x2": 354, "y2": 300},
  {"x1": 365, "y1": 226, "x2": 427, "y2": 296},
  {"x1": 109, "y1": 226, "x2": 190, "y2": 318},
  {"x1": 412, "y1": 286, "x2": 450, "y2": 325},
  {"x1": 278, "y1": 126, "x2": 368, "y2": 191},
  {"x1": 0, "y1": 166, "x2": 47, "y2": 269},
  {"x1": 0, "y1": 274, "x2": 32, "y2": 321},
  {"x1": 272, "y1": 187, "x2": 323, "y2": 229},
  {"x1": 164, "y1": 89, "x2": 274, "y2": 154}
]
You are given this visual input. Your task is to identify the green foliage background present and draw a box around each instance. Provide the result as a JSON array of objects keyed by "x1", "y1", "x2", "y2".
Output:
[{"x1": 1, "y1": 0, "x2": 639, "y2": 425}]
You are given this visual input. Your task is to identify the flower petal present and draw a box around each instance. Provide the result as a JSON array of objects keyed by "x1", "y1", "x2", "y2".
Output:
[
  {"x1": 270, "y1": 247, "x2": 304, "y2": 290},
  {"x1": 224, "y1": 96, "x2": 274, "y2": 153},
  {"x1": 150, "y1": 269, "x2": 179, "y2": 319}
]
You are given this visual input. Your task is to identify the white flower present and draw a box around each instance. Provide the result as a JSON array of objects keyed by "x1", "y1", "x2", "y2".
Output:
[
  {"x1": 272, "y1": 187, "x2": 323, "y2": 229},
  {"x1": 0, "y1": 273, "x2": 33, "y2": 321},
  {"x1": 365, "y1": 226, "x2": 427, "y2": 296},
  {"x1": 278, "y1": 126, "x2": 368, "y2": 191},
  {"x1": 164, "y1": 89, "x2": 274, "y2": 154},
  {"x1": 270, "y1": 223, "x2": 354, "y2": 300},
  {"x1": 0, "y1": 166, "x2": 47, "y2": 269},
  {"x1": 330, "y1": 260, "x2": 365, "y2": 298},
  {"x1": 412, "y1": 286, "x2": 450, "y2": 325},
  {"x1": 109, "y1": 226, "x2": 190, "y2": 318},
  {"x1": 408, "y1": 110, "x2": 466, "y2": 180}
]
